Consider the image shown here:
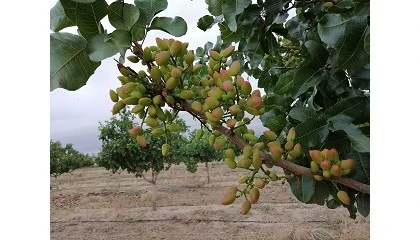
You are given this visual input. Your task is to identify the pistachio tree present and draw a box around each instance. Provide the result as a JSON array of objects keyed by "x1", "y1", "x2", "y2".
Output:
[{"x1": 50, "y1": 0, "x2": 370, "y2": 218}]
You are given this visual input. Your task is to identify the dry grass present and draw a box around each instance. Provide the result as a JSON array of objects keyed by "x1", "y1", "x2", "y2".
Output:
[{"x1": 51, "y1": 164, "x2": 369, "y2": 240}]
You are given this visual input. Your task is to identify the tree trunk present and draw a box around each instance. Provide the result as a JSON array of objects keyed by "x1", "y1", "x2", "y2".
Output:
[
  {"x1": 205, "y1": 161, "x2": 210, "y2": 184},
  {"x1": 151, "y1": 172, "x2": 157, "y2": 211},
  {"x1": 117, "y1": 173, "x2": 121, "y2": 190},
  {"x1": 55, "y1": 176, "x2": 59, "y2": 190}
]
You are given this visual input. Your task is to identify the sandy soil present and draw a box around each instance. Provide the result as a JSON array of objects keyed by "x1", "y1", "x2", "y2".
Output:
[{"x1": 50, "y1": 163, "x2": 369, "y2": 240}]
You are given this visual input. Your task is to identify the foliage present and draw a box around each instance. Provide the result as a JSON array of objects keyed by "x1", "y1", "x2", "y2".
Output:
[
  {"x1": 50, "y1": 140, "x2": 94, "y2": 177},
  {"x1": 199, "y1": 0, "x2": 370, "y2": 218},
  {"x1": 181, "y1": 130, "x2": 223, "y2": 173},
  {"x1": 50, "y1": 0, "x2": 188, "y2": 91},
  {"x1": 50, "y1": 0, "x2": 370, "y2": 218},
  {"x1": 97, "y1": 107, "x2": 188, "y2": 176}
]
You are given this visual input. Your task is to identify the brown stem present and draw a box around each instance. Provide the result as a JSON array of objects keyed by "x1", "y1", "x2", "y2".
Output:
[
  {"x1": 178, "y1": 100, "x2": 370, "y2": 195},
  {"x1": 281, "y1": 45, "x2": 301, "y2": 50}
]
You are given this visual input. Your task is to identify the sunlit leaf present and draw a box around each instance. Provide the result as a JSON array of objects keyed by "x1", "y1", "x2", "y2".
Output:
[
  {"x1": 134, "y1": 0, "x2": 168, "y2": 26},
  {"x1": 108, "y1": 2, "x2": 140, "y2": 30},
  {"x1": 317, "y1": 13, "x2": 347, "y2": 46},
  {"x1": 338, "y1": 16, "x2": 370, "y2": 69},
  {"x1": 295, "y1": 117, "x2": 329, "y2": 148},
  {"x1": 148, "y1": 16, "x2": 187, "y2": 37},
  {"x1": 50, "y1": 32, "x2": 100, "y2": 91},
  {"x1": 288, "y1": 176, "x2": 315, "y2": 203},
  {"x1": 50, "y1": 1, "x2": 75, "y2": 32},
  {"x1": 60, "y1": 0, "x2": 108, "y2": 40}
]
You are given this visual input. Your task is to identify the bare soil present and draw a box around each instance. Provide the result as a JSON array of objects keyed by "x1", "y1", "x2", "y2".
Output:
[{"x1": 50, "y1": 163, "x2": 369, "y2": 240}]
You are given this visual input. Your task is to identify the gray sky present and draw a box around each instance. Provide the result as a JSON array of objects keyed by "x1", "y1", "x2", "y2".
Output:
[{"x1": 50, "y1": 0, "x2": 266, "y2": 154}]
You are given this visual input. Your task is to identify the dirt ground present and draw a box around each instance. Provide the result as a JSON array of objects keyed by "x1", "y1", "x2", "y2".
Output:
[{"x1": 50, "y1": 163, "x2": 369, "y2": 240}]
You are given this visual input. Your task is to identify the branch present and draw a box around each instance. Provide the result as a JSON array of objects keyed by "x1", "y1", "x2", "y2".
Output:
[
  {"x1": 281, "y1": 45, "x2": 301, "y2": 50},
  {"x1": 142, "y1": 174, "x2": 153, "y2": 184},
  {"x1": 178, "y1": 100, "x2": 370, "y2": 195}
]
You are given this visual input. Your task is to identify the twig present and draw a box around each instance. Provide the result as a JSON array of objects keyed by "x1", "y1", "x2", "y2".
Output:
[{"x1": 178, "y1": 100, "x2": 370, "y2": 194}]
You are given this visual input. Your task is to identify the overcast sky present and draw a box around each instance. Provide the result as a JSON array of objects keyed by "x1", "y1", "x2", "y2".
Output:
[{"x1": 50, "y1": 0, "x2": 266, "y2": 154}]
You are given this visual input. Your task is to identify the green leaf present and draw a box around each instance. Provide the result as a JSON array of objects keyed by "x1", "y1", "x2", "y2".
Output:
[
  {"x1": 346, "y1": 204, "x2": 357, "y2": 219},
  {"x1": 245, "y1": 37, "x2": 264, "y2": 69},
  {"x1": 263, "y1": 94, "x2": 293, "y2": 112},
  {"x1": 271, "y1": 12, "x2": 289, "y2": 25},
  {"x1": 295, "y1": 117, "x2": 329, "y2": 148},
  {"x1": 103, "y1": 30, "x2": 132, "y2": 60},
  {"x1": 207, "y1": 0, "x2": 223, "y2": 16},
  {"x1": 288, "y1": 176, "x2": 315, "y2": 203},
  {"x1": 303, "y1": 40, "x2": 329, "y2": 69},
  {"x1": 325, "y1": 96, "x2": 367, "y2": 120},
  {"x1": 221, "y1": 0, "x2": 251, "y2": 32},
  {"x1": 354, "y1": 0, "x2": 370, "y2": 18},
  {"x1": 130, "y1": 19, "x2": 146, "y2": 41},
  {"x1": 338, "y1": 16, "x2": 370, "y2": 69},
  {"x1": 348, "y1": 66, "x2": 370, "y2": 90},
  {"x1": 260, "y1": 109, "x2": 287, "y2": 133},
  {"x1": 331, "y1": 116, "x2": 370, "y2": 152},
  {"x1": 264, "y1": 0, "x2": 289, "y2": 23},
  {"x1": 347, "y1": 149, "x2": 370, "y2": 184},
  {"x1": 327, "y1": 0, "x2": 355, "y2": 13},
  {"x1": 327, "y1": 69, "x2": 348, "y2": 95},
  {"x1": 322, "y1": 130, "x2": 352, "y2": 158},
  {"x1": 306, "y1": 86, "x2": 323, "y2": 111},
  {"x1": 196, "y1": 47, "x2": 205, "y2": 57},
  {"x1": 273, "y1": 69, "x2": 297, "y2": 95},
  {"x1": 86, "y1": 34, "x2": 119, "y2": 61},
  {"x1": 289, "y1": 107, "x2": 317, "y2": 122},
  {"x1": 60, "y1": 0, "x2": 108, "y2": 41},
  {"x1": 50, "y1": 1, "x2": 75, "y2": 32},
  {"x1": 197, "y1": 15, "x2": 215, "y2": 31},
  {"x1": 293, "y1": 67, "x2": 327, "y2": 97},
  {"x1": 364, "y1": 31, "x2": 369, "y2": 55},
  {"x1": 309, "y1": 180, "x2": 330, "y2": 206},
  {"x1": 356, "y1": 193, "x2": 370, "y2": 217},
  {"x1": 108, "y1": 2, "x2": 140, "y2": 30},
  {"x1": 218, "y1": 23, "x2": 243, "y2": 43},
  {"x1": 240, "y1": 5, "x2": 265, "y2": 36},
  {"x1": 257, "y1": 70, "x2": 272, "y2": 90},
  {"x1": 285, "y1": 16, "x2": 309, "y2": 42},
  {"x1": 50, "y1": 32, "x2": 101, "y2": 91},
  {"x1": 326, "y1": 196, "x2": 341, "y2": 209},
  {"x1": 273, "y1": 66, "x2": 327, "y2": 98},
  {"x1": 134, "y1": 0, "x2": 168, "y2": 26},
  {"x1": 204, "y1": 42, "x2": 214, "y2": 55},
  {"x1": 345, "y1": 126, "x2": 370, "y2": 153},
  {"x1": 317, "y1": 13, "x2": 348, "y2": 46},
  {"x1": 264, "y1": 32, "x2": 281, "y2": 57},
  {"x1": 148, "y1": 16, "x2": 187, "y2": 37},
  {"x1": 70, "y1": 0, "x2": 97, "y2": 3}
]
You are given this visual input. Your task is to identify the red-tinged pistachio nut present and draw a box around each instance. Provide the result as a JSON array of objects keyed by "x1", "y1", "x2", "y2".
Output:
[
  {"x1": 287, "y1": 128, "x2": 296, "y2": 141},
  {"x1": 254, "y1": 178, "x2": 266, "y2": 189},
  {"x1": 284, "y1": 140, "x2": 294, "y2": 151},
  {"x1": 155, "y1": 51, "x2": 170, "y2": 66},
  {"x1": 241, "y1": 199, "x2": 252, "y2": 215},
  {"x1": 136, "y1": 135, "x2": 148, "y2": 148},
  {"x1": 220, "y1": 187, "x2": 238, "y2": 205},
  {"x1": 249, "y1": 188, "x2": 260, "y2": 204},
  {"x1": 337, "y1": 190, "x2": 350, "y2": 205},
  {"x1": 228, "y1": 61, "x2": 240, "y2": 76}
]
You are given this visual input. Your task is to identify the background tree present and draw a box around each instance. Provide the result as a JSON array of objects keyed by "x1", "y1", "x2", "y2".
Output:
[
  {"x1": 97, "y1": 107, "x2": 188, "y2": 211},
  {"x1": 182, "y1": 130, "x2": 223, "y2": 183},
  {"x1": 50, "y1": 140, "x2": 93, "y2": 189},
  {"x1": 63, "y1": 143, "x2": 96, "y2": 181},
  {"x1": 50, "y1": 0, "x2": 370, "y2": 218}
]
